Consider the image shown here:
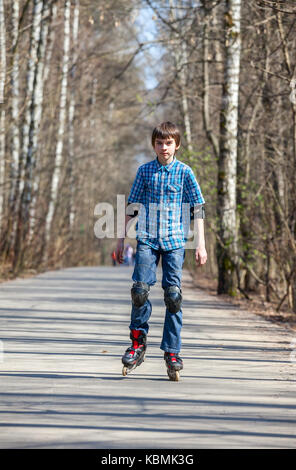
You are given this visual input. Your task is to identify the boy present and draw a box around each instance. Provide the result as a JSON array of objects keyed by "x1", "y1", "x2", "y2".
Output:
[{"x1": 117, "y1": 122, "x2": 207, "y2": 380}]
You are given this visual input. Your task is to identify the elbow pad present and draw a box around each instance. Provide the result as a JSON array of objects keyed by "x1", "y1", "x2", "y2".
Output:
[
  {"x1": 190, "y1": 204, "x2": 205, "y2": 220},
  {"x1": 126, "y1": 202, "x2": 139, "y2": 218}
]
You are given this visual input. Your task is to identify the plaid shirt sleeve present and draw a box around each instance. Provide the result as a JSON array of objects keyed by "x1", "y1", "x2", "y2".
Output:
[
  {"x1": 184, "y1": 167, "x2": 205, "y2": 206},
  {"x1": 128, "y1": 166, "x2": 145, "y2": 204}
]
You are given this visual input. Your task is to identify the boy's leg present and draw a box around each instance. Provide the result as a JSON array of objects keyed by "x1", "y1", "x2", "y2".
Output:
[
  {"x1": 160, "y1": 247, "x2": 185, "y2": 353},
  {"x1": 129, "y1": 241, "x2": 160, "y2": 336}
]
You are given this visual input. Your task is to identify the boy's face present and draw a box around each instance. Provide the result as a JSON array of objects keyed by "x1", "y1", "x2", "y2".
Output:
[{"x1": 153, "y1": 136, "x2": 180, "y2": 165}]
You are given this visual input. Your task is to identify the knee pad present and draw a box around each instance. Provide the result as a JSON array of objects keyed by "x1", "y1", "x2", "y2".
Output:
[
  {"x1": 131, "y1": 282, "x2": 150, "y2": 308},
  {"x1": 164, "y1": 286, "x2": 182, "y2": 314}
]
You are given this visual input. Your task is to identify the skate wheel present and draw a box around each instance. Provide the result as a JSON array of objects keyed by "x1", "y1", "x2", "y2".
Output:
[
  {"x1": 167, "y1": 369, "x2": 180, "y2": 381},
  {"x1": 122, "y1": 366, "x2": 128, "y2": 376}
]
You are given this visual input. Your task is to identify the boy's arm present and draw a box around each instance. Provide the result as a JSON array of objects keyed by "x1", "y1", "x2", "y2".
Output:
[
  {"x1": 116, "y1": 214, "x2": 132, "y2": 264},
  {"x1": 184, "y1": 168, "x2": 207, "y2": 266},
  {"x1": 117, "y1": 166, "x2": 145, "y2": 263},
  {"x1": 195, "y1": 218, "x2": 207, "y2": 266}
]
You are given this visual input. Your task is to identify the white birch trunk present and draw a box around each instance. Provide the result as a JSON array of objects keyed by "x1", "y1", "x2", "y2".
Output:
[
  {"x1": 0, "y1": 0, "x2": 6, "y2": 226},
  {"x1": 0, "y1": 0, "x2": 5, "y2": 106},
  {"x1": 20, "y1": 0, "x2": 43, "y2": 191},
  {"x1": 68, "y1": 0, "x2": 80, "y2": 231},
  {"x1": 10, "y1": 0, "x2": 20, "y2": 209},
  {"x1": 28, "y1": 1, "x2": 51, "y2": 239},
  {"x1": 45, "y1": 0, "x2": 71, "y2": 248},
  {"x1": 217, "y1": 0, "x2": 241, "y2": 295},
  {"x1": 30, "y1": 2, "x2": 57, "y2": 243},
  {"x1": 13, "y1": 0, "x2": 43, "y2": 256}
]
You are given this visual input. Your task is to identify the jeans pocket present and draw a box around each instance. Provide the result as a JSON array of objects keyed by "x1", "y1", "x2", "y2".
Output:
[{"x1": 133, "y1": 243, "x2": 159, "y2": 286}]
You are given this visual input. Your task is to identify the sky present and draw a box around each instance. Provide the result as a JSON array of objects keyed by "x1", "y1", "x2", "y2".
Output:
[{"x1": 134, "y1": 5, "x2": 165, "y2": 91}]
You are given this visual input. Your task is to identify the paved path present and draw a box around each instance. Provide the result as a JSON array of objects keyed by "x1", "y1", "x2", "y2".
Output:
[{"x1": 0, "y1": 265, "x2": 295, "y2": 449}]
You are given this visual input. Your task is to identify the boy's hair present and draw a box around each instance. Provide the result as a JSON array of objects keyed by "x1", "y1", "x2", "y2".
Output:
[{"x1": 151, "y1": 121, "x2": 181, "y2": 148}]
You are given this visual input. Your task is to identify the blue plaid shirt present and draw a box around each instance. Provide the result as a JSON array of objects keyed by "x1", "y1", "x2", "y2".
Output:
[{"x1": 127, "y1": 157, "x2": 205, "y2": 251}]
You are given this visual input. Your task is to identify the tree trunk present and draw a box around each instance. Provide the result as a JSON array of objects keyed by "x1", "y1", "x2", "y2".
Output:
[
  {"x1": 68, "y1": 0, "x2": 79, "y2": 233},
  {"x1": 275, "y1": 8, "x2": 296, "y2": 312},
  {"x1": 13, "y1": 0, "x2": 44, "y2": 272},
  {"x1": 43, "y1": 3, "x2": 57, "y2": 83},
  {"x1": 202, "y1": 16, "x2": 219, "y2": 159},
  {"x1": 0, "y1": 0, "x2": 21, "y2": 260},
  {"x1": 217, "y1": 0, "x2": 241, "y2": 296},
  {"x1": 28, "y1": 1, "x2": 51, "y2": 241},
  {"x1": 0, "y1": 0, "x2": 6, "y2": 227},
  {"x1": 44, "y1": 0, "x2": 71, "y2": 263},
  {"x1": 9, "y1": 0, "x2": 20, "y2": 226}
]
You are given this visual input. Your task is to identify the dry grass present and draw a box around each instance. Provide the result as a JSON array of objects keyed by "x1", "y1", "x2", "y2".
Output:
[{"x1": 190, "y1": 268, "x2": 296, "y2": 333}]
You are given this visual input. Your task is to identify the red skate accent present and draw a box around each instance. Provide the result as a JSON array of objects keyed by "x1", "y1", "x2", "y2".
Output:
[
  {"x1": 130, "y1": 330, "x2": 142, "y2": 355},
  {"x1": 169, "y1": 353, "x2": 177, "y2": 362}
]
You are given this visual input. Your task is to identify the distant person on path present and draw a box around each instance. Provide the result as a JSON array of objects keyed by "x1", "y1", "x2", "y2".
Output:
[
  {"x1": 124, "y1": 244, "x2": 134, "y2": 266},
  {"x1": 117, "y1": 122, "x2": 207, "y2": 380},
  {"x1": 111, "y1": 250, "x2": 117, "y2": 266}
]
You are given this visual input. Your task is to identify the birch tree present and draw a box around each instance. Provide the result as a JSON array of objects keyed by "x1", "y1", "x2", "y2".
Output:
[
  {"x1": 18, "y1": 0, "x2": 43, "y2": 198},
  {"x1": 28, "y1": 0, "x2": 51, "y2": 240},
  {"x1": 217, "y1": 0, "x2": 241, "y2": 295},
  {"x1": 44, "y1": 0, "x2": 71, "y2": 260},
  {"x1": 29, "y1": 2, "x2": 57, "y2": 254},
  {"x1": 0, "y1": 0, "x2": 6, "y2": 226},
  {"x1": 276, "y1": 8, "x2": 296, "y2": 312},
  {"x1": 68, "y1": 0, "x2": 80, "y2": 233},
  {"x1": 13, "y1": 0, "x2": 44, "y2": 270},
  {"x1": 0, "y1": 0, "x2": 20, "y2": 259},
  {"x1": 9, "y1": 0, "x2": 20, "y2": 216}
]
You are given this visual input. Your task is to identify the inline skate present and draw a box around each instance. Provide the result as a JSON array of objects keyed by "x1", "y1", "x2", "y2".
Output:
[
  {"x1": 122, "y1": 329, "x2": 147, "y2": 376},
  {"x1": 164, "y1": 352, "x2": 183, "y2": 381}
]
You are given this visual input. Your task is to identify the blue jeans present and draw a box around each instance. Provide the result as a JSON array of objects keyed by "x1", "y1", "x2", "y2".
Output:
[{"x1": 129, "y1": 241, "x2": 185, "y2": 353}]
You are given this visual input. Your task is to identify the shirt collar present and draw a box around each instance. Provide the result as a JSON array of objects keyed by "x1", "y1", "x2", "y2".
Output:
[{"x1": 155, "y1": 157, "x2": 176, "y2": 172}]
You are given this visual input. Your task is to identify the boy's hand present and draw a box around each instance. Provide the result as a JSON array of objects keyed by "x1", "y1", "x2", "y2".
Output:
[
  {"x1": 195, "y1": 246, "x2": 207, "y2": 266},
  {"x1": 116, "y1": 239, "x2": 124, "y2": 264}
]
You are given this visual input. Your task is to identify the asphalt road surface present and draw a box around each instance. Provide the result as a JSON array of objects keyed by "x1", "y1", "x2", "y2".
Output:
[{"x1": 0, "y1": 265, "x2": 295, "y2": 448}]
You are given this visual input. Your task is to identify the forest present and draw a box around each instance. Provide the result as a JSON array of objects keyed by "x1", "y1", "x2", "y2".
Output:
[{"x1": 0, "y1": 0, "x2": 295, "y2": 315}]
